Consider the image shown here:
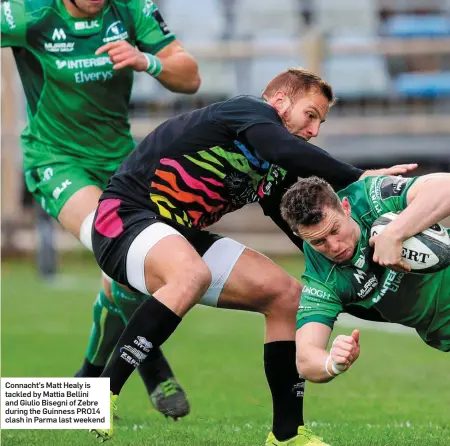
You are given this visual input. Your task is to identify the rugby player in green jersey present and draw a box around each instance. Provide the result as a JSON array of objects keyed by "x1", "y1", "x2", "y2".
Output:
[
  {"x1": 1, "y1": 0, "x2": 200, "y2": 419},
  {"x1": 280, "y1": 173, "x2": 450, "y2": 384}
]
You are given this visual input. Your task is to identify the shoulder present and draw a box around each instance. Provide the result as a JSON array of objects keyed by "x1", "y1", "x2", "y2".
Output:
[
  {"x1": 24, "y1": 0, "x2": 55, "y2": 17},
  {"x1": 214, "y1": 95, "x2": 281, "y2": 124},
  {"x1": 221, "y1": 95, "x2": 277, "y2": 113}
]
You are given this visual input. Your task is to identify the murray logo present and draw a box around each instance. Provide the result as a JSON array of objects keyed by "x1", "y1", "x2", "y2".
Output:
[
  {"x1": 103, "y1": 20, "x2": 128, "y2": 43},
  {"x1": 52, "y1": 28, "x2": 66, "y2": 40},
  {"x1": 46, "y1": 29, "x2": 74, "y2": 52},
  {"x1": 353, "y1": 269, "x2": 366, "y2": 284}
]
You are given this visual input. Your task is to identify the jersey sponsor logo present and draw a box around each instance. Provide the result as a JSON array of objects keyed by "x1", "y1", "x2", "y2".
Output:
[
  {"x1": 369, "y1": 178, "x2": 383, "y2": 214},
  {"x1": 354, "y1": 248, "x2": 366, "y2": 268},
  {"x1": 42, "y1": 168, "x2": 54, "y2": 182},
  {"x1": 45, "y1": 29, "x2": 75, "y2": 53},
  {"x1": 74, "y1": 20, "x2": 100, "y2": 31},
  {"x1": 103, "y1": 20, "x2": 128, "y2": 43},
  {"x1": 142, "y1": 0, "x2": 154, "y2": 17},
  {"x1": 356, "y1": 275, "x2": 378, "y2": 299},
  {"x1": 374, "y1": 271, "x2": 404, "y2": 303},
  {"x1": 52, "y1": 179, "x2": 72, "y2": 199},
  {"x1": 55, "y1": 56, "x2": 112, "y2": 70},
  {"x1": 3, "y1": 2, "x2": 16, "y2": 30},
  {"x1": 53, "y1": 56, "x2": 114, "y2": 83},
  {"x1": 303, "y1": 285, "x2": 331, "y2": 300},
  {"x1": 353, "y1": 269, "x2": 366, "y2": 284},
  {"x1": 52, "y1": 28, "x2": 66, "y2": 40},
  {"x1": 380, "y1": 176, "x2": 410, "y2": 199},
  {"x1": 152, "y1": 9, "x2": 171, "y2": 35},
  {"x1": 74, "y1": 70, "x2": 113, "y2": 83}
]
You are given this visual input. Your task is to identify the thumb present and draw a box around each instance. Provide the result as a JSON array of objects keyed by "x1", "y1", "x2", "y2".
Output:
[
  {"x1": 369, "y1": 236, "x2": 375, "y2": 247},
  {"x1": 352, "y1": 329, "x2": 360, "y2": 344}
]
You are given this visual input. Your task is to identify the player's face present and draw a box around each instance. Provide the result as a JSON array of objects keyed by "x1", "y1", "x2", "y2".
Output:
[
  {"x1": 298, "y1": 200, "x2": 361, "y2": 263},
  {"x1": 64, "y1": 0, "x2": 105, "y2": 17},
  {"x1": 282, "y1": 91, "x2": 330, "y2": 141}
]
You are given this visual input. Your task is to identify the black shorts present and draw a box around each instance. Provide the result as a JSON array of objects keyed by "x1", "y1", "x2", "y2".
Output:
[{"x1": 92, "y1": 198, "x2": 223, "y2": 290}]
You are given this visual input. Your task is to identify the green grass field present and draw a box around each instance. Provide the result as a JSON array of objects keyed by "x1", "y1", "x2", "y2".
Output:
[{"x1": 1, "y1": 254, "x2": 449, "y2": 445}]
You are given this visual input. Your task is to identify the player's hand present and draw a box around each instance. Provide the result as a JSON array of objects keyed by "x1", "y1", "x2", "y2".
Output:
[
  {"x1": 369, "y1": 229, "x2": 411, "y2": 273},
  {"x1": 330, "y1": 330, "x2": 361, "y2": 371},
  {"x1": 95, "y1": 41, "x2": 148, "y2": 71},
  {"x1": 360, "y1": 163, "x2": 418, "y2": 179}
]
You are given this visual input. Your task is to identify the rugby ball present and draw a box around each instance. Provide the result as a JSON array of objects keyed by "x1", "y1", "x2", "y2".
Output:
[{"x1": 370, "y1": 212, "x2": 450, "y2": 274}]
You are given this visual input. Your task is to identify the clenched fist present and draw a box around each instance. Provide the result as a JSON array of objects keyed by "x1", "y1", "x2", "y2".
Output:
[{"x1": 328, "y1": 329, "x2": 360, "y2": 376}]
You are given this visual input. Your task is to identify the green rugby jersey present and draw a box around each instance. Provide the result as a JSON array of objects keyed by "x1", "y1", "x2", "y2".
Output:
[
  {"x1": 1, "y1": 0, "x2": 175, "y2": 170},
  {"x1": 297, "y1": 176, "x2": 450, "y2": 351}
]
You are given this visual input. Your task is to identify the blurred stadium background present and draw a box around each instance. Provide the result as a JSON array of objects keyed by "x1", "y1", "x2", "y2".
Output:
[
  {"x1": 1, "y1": 1, "x2": 450, "y2": 445},
  {"x1": 2, "y1": 0, "x2": 450, "y2": 260}
]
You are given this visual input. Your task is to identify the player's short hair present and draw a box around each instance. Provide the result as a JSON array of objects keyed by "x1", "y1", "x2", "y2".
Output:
[
  {"x1": 280, "y1": 176, "x2": 342, "y2": 232},
  {"x1": 262, "y1": 68, "x2": 336, "y2": 105}
]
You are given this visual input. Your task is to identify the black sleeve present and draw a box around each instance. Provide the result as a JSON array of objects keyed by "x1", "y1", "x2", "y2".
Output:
[{"x1": 242, "y1": 122, "x2": 363, "y2": 190}]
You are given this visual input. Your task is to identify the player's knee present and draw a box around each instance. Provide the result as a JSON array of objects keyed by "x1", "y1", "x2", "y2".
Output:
[
  {"x1": 101, "y1": 275, "x2": 114, "y2": 302},
  {"x1": 270, "y1": 276, "x2": 302, "y2": 315},
  {"x1": 174, "y1": 261, "x2": 212, "y2": 300}
]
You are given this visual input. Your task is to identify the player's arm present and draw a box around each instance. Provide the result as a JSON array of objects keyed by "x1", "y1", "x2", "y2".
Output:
[
  {"x1": 96, "y1": 0, "x2": 199, "y2": 94},
  {"x1": 151, "y1": 40, "x2": 200, "y2": 94},
  {"x1": 295, "y1": 274, "x2": 360, "y2": 382},
  {"x1": 369, "y1": 173, "x2": 450, "y2": 271},
  {"x1": 243, "y1": 123, "x2": 416, "y2": 188},
  {"x1": 296, "y1": 323, "x2": 360, "y2": 383},
  {"x1": 1, "y1": 0, "x2": 27, "y2": 47}
]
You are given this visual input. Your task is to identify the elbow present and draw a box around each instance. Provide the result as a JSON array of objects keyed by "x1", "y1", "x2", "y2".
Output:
[
  {"x1": 297, "y1": 355, "x2": 328, "y2": 384},
  {"x1": 167, "y1": 72, "x2": 200, "y2": 95},
  {"x1": 184, "y1": 72, "x2": 201, "y2": 94}
]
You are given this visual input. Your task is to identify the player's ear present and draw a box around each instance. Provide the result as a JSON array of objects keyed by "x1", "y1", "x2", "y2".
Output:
[
  {"x1": 269, "y1": 91, "x2": 291, "y2": 115},
  {"x1": 341, "y1": 197, "x2": 351, "y2": 216}
]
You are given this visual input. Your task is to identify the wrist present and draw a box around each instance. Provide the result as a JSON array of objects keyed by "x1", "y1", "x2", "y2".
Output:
[
  {"x1": 325, "y1": 355, "x2": 337, "y2": 378},
  {"x1": 143, "y1": 52, "x2": 163, "y2": 77}
]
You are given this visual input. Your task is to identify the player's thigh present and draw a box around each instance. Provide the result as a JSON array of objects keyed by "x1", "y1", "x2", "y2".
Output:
[
  {"x1": 92, "y1": 201, "x2": 211, "y2": 299},
  {"x1": 216, "y1": 246, "x2": 301, "y2": 314},
  {"x1": 24, "y1": 162, "x2": 104, "y2": 236}
]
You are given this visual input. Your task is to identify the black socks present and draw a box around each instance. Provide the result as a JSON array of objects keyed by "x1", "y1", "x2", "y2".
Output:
[
  {"x1": 264, "y1": 341, "x2": 305, "y2": 441},
  {"x1": 101, "y1": 296, "x2": 181, "y2": 395}
]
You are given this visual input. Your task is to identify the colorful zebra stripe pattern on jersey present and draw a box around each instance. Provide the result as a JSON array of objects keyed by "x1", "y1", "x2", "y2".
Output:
[{"x1": 149, "y1": 142, "x2": 286, "y2": 229}]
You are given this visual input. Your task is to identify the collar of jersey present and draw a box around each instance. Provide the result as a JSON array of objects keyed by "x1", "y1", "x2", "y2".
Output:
[
  {"x1": 56, "y1": 0, "x2": 111, "y2": 36},
  {"x1": 348, "y1": 213, "x2": 370, "y2": 267}
]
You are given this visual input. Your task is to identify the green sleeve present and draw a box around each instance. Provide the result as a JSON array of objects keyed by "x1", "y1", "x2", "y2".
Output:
[
  {"x1": 130, "y1": 0, "x2": 176, "y2": 55},
  {"x1": 1, "y1": 0, "x2": 28, "y2": 47},
  {"x1": 296, "y1": 276, "x2": 343, "y2": 330},
  {"x1": 366, "y1": 175, "x2": 419, "y2": 216}
]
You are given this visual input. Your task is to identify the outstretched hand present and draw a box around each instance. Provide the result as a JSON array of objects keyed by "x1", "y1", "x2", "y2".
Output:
[{"x1": 360, "y1": 163, "x2": 418, "y2": 179}]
